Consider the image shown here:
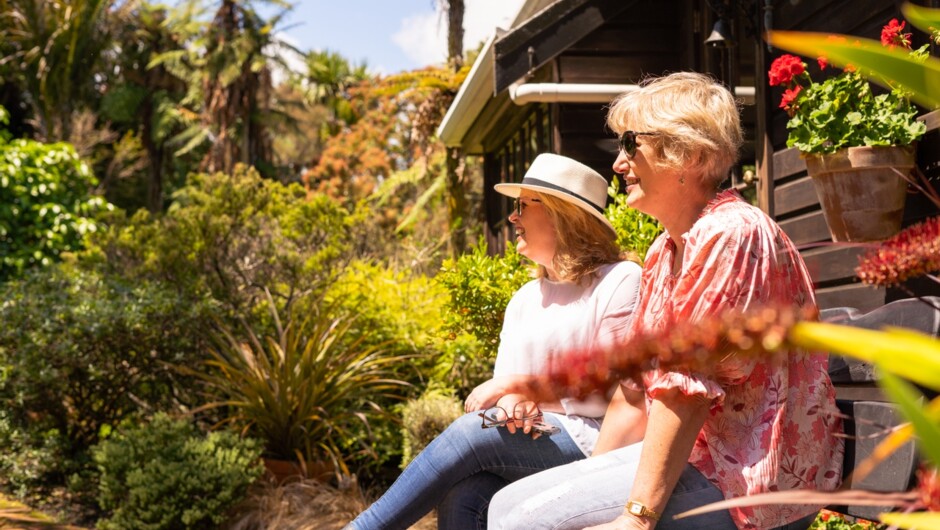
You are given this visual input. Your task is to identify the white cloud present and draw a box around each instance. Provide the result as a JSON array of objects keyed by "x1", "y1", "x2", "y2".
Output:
[
  {"x1": 267, "y1": 32, "x2": 307, "y2": 86},
  {"x1": 464, "y1": 0, "x2": 524, "y2": 50},
  {"x1": 393, "y1": 12, "x2": 448, "y2": 68},
  {"x1": 393, "y1": 0, "x2": 525, "y2": 69}
]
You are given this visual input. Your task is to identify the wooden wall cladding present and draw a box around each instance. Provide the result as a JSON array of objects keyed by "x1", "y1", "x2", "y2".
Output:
[
  {"x1": 556, "y1": 6, "x2": 682, "y2": 85},
  {"x1": 556, "y1": 104, "x2": 615, "y2": 178}
]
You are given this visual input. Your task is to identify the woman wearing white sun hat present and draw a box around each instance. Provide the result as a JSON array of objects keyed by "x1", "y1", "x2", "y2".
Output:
[{"x1": 347, "y1": 153, "x2": 643, "y2": 530}]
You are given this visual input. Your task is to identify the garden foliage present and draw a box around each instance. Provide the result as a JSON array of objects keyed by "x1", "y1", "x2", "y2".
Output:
[
  {"x1": 0, "y1": 265, "x2": 212, "y2": 486},
  {"x1": 436, "y1": 240, "x2": 529, "y2": 391},
  {"x1": 93, "y1": 413, "x2": 263, "y2": 530},
  {"x1": 0, "y1": 107, "x2": 111, "y2": 282},
  {"x1": 605, "y1": 176, "x2": 662, "y2": 261},
  {"x1": 85, "y1": 165, "x2": 353, "y2": 320},
  {"x1": 398, "y1": 385, "x2": 463, "y2": 469}
]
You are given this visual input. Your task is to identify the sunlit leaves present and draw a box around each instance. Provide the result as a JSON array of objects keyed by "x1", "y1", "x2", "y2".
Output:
[
  {"x1": 879, "y1": 511, "x2": 940, "y2": 529},
  {"x1": 0, "y1": 135, "x2": 111, "y2": 281},
  {"x1": 789, "y1": 322, "x2": 940, "y2": 391}
]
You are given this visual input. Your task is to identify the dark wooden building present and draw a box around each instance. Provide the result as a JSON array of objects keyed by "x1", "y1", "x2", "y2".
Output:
[{"x1": 438, "y1": 0, "x2": 940, "y2": 312}]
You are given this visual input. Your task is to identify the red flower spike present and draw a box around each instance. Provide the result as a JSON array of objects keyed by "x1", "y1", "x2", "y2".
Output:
[
  {"x1": 916, "y1": 465, "x2": 940, "y2": 511},
  {"x1": 856, "y1": 216, "x2": 940, "y2": 286},
  {"x1": 544, "y1": 305, "x2": 812, "y2": 399},
  {"x1": 882, "y1": 18, "x2": 913, "y2": 49}
]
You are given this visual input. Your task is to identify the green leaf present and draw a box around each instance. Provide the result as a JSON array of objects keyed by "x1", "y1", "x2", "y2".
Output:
[
  {"x1": 879, "y1": 511, "x2": 940, "y2": 529},
  {"x1": 172, "y1": 126, "x2": 210, "y2": 156},
  {"x1": 789, "y1": 322, "x2": 940, "y2": 391},
  {"x1": 901, "y1": 2, "x2": 940, "y2": 34}
]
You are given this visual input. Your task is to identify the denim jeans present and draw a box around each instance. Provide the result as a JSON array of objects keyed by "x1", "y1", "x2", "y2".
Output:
[
  {"x1": 348, "y1": 412, "x2": 585, "y2": 530},
  {"x1": 489, "y1": 442, "x2": 820, "y2": 530},
  {"x1": 488, "y1": 442, "x2": 736, "y2": 530}
]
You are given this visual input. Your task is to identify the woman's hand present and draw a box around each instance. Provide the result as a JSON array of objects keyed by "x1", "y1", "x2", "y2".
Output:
[
  {"x1": 464, "y1": 378, "x2": 509, "y2": 413},
  {"x1": 584, "y1": 514, "x2": 654, "y2": 530},
  {"x1": 496, "y1": 394, "x2": 544, "y2": 439}
]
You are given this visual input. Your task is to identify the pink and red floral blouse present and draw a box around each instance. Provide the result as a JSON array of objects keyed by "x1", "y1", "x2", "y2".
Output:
[{"x1": 633, "y1": 190, "x2": 844, "y2": 529}]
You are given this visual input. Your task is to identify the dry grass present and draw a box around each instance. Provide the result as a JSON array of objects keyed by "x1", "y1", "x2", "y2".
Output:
[
  {"x1": 223, "y1": 475, "x2": 436, "y2": 530},
  {"x1": 0, "y1": 493, "x2": 89, "y2": 530}
]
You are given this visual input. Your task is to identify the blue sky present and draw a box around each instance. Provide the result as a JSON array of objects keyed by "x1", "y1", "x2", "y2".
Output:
[{"x1": 267, "y1": 0, "x2": 524, "y2": 74}]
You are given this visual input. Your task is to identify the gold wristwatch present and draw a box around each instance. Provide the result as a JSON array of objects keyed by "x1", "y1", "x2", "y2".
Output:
[{"x1": 625, "y1": 500, "x2": 661, "y2": 520}]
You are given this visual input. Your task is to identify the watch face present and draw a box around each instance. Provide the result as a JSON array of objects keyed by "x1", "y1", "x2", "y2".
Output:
[{"x1": 629, "y1": 503, "x2": 642, "y2": 515}]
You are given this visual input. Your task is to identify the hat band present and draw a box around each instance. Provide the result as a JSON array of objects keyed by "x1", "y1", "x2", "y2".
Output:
[{"x1": 521, "y1": 177, "x2": 604, "y2": 213}]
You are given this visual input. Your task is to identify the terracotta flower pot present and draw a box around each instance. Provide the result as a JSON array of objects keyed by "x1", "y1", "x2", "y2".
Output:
[
  {"x1": 262, "y1": 457, "x2": 334, "y2": 484},
  {"x1": 804, "y1": 145, "x2": 915, "y2": 242}
]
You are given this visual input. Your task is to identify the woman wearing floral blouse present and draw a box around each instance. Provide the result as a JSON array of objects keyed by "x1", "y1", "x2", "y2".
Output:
[{"x1": 488, "y1": 72, "x2": 844, "y2": 530}]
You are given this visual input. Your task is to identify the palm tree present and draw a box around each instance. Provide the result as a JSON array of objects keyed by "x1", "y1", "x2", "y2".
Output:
[
  {"x1": 102, "y1": 2, "x2": 188, "y2": 212},
  {"x1": 302, "y1": 49, "x2": 370, "y2": 139},
  {"x1": 0, "y1": 0, "x2": 114, "y2": 141},
  {"x1": 151, "y1": 0, "x2": 292, "y2": 176}
]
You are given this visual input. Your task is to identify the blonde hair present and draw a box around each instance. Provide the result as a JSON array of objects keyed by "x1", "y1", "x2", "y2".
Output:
[
  {"x1": 533, "y1": 192, "x2": 637, "y2": 283},
  {"x1": 606, "y1": 72, "x2": 743, "y2": 188}
]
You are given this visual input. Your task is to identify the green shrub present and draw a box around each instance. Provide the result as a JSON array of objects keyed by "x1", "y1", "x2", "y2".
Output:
[
  {"x1": 0, "y1": 407, "x2": 70, "y2": 499},
  {"x1": 93, "y1": 413, "x2": 263, "y2": 530},
  {"x1": 324, "y1": 260, "x2": 450, "y2": 364},
  {"x1": 436, "y1": 239, "x2": 529, "y2": 391},
  {"x1": 0, "y1": 265, "x2": 212, "y2": 467},
  {"x1": 399, "y1": 386, "x2": 463, "y2": 468},
  {"x1": 0, "y1": 113, "x2": 112, "y2": 281},
  {"x1": 605, "y1": 176, "x2": 663, "y2": 261},
  {"x1": 321, "y1": 261, "x2": 453, "y2": 470},
  {"x1": 84, "y1": 165, "x2": 353, "y2": 321}
]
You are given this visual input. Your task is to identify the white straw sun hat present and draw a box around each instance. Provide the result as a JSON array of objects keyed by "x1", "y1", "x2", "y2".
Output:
[{"x1": 494, "y1": 153, "x2": 614, "y2": 233}]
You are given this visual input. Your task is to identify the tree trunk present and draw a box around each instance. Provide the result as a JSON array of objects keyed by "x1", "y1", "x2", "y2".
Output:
[
  {"x1": 443, "y1": 0, "x2": 467, "y2": 256},
  {"x1": 446, "y1": 0, "x2": 465, "y2": 70}
]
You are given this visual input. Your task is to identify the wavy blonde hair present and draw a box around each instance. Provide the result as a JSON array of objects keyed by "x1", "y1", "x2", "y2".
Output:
[
  {"x1": 606, "y1": 71, "x2": 743, "y2": 188},
  {"x1": 532, "y1": 192, "x2": 638, "y2": 283}
]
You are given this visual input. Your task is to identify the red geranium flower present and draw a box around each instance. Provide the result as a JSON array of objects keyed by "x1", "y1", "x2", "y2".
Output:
[
  {"x1": 817, "y1": 56, "x2": 828, "y2": 70},
  {"x1": 768, "y1": 54, "x2": 805, "y2": 86},
  {"x1": 881, "y1": 18, "x2": 912, "y2": 49},
  {"x1": 779, "y1": 85, "x2": 802, "y2": 112}
]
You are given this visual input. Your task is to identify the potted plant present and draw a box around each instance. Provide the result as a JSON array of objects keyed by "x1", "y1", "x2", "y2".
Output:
[{"x1": 768, "y1": 18, "x2": 933, "y2": 242}]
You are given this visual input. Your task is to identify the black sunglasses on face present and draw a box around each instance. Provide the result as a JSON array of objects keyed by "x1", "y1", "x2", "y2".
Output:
[
  {"x1": 618, "y1": 130, "x2": 660, "y2": 158},
  {"x1": 513, "y1": 197, "x2": 541, "y2": 217}
]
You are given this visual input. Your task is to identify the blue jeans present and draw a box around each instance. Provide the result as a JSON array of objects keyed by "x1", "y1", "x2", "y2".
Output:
[
  {"x1": 349, "y1": 412, "x2": 585, "y2": 530},
  {"x1": 488, "y1": 442, "x2": 732, "y2": 530},
  {"x1": 488, "y1": 442, "x2": 818, "y2": 530}
]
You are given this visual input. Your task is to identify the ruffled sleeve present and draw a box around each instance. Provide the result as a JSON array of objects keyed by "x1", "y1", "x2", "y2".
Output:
[{"x1": 644, "y1": 370, "x2": 726, "y2": 404}]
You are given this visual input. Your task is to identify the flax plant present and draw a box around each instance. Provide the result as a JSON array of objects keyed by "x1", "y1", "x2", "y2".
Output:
[{"x1": 182, "y1": 296, "x2": 414, "y2": 477}]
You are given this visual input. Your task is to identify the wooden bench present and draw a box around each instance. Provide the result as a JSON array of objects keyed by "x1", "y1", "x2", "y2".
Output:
[{"x1": 819, "y1": 296, "x2": 940, "y2": 521}]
